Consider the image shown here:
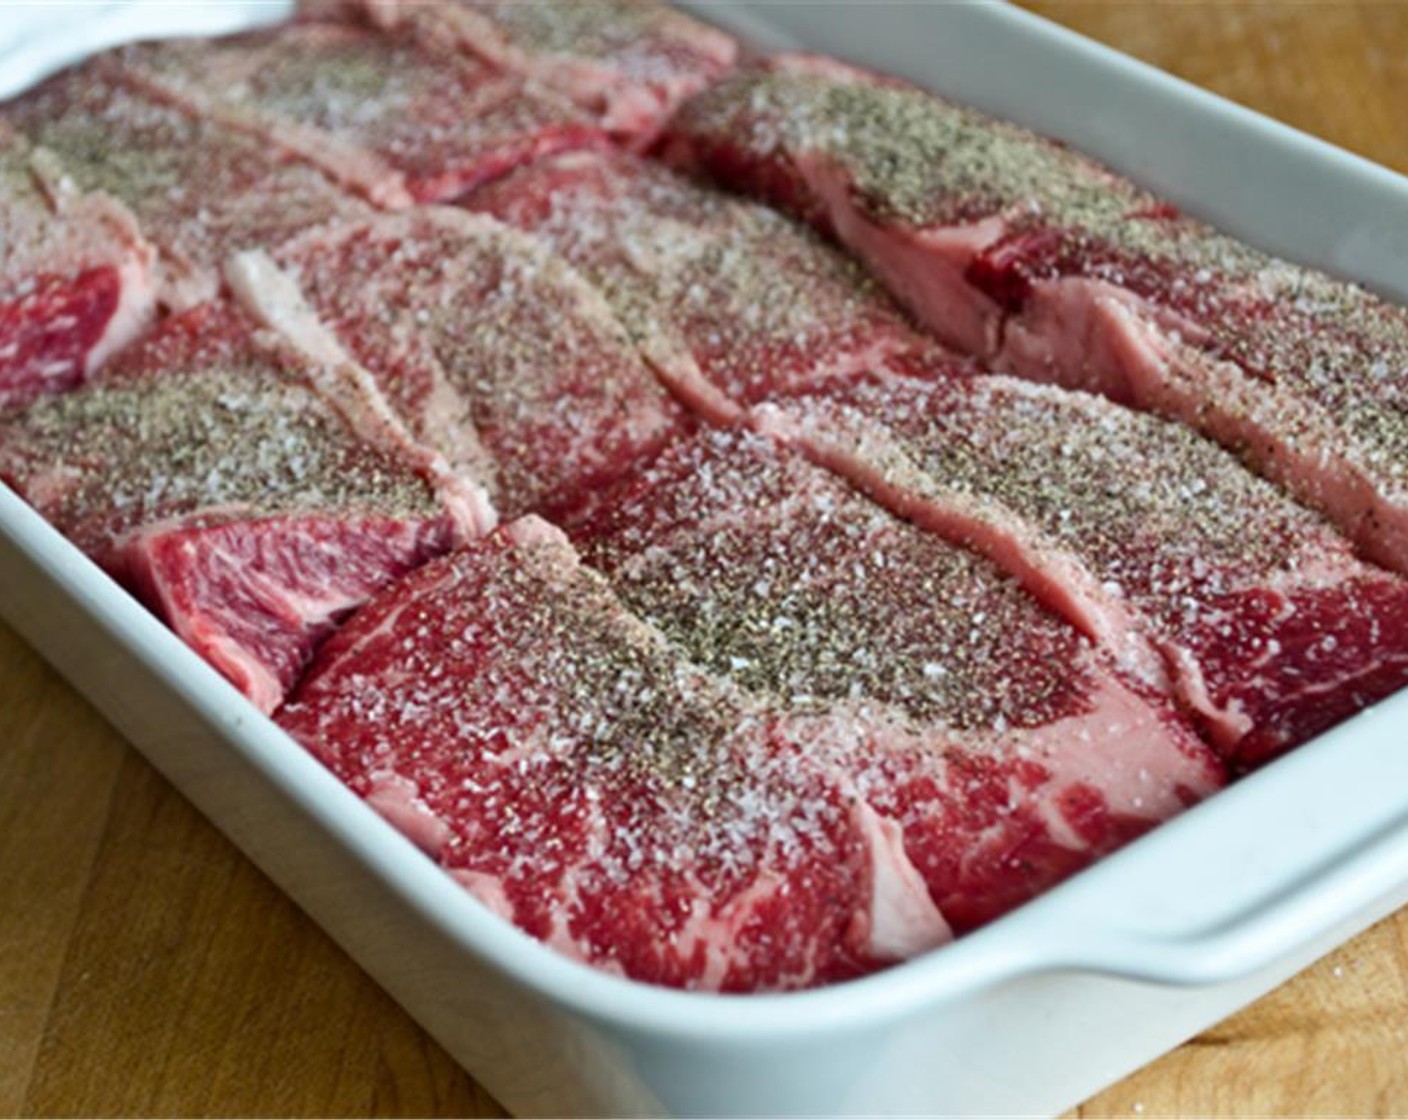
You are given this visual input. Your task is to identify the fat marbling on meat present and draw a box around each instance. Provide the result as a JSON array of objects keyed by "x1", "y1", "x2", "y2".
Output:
[{"x1": 663, "y1": 52, "x2": 1408, "y2": 573}]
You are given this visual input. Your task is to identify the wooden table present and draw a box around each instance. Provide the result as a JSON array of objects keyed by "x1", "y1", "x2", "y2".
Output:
[{"x1": 4, "y1": 3, "x2": 1408, "y2": 1116}]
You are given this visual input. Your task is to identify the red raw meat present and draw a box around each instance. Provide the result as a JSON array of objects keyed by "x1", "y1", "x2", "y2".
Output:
[
  {"x1": 0, "y1": 120, "x2": 155, "y2": 407},
  {"x1": 663, "y1": 53, "x2": 1408, "y2": 572},
  {"x1": 761, "y1": 376, "x2": 1408, "y2": 771},
  {"x1": 278, "y1": 516, "x2": 954, "y2": 991},
  {"x1": 564, "y1": 428, "x2": 1224, "y2": 931},
  {"x1": 127, "y1": 513, "x2": 452, "y2": 709},
  {"x1": 465, "y1": 150, "x2": 955, "y2": 424},
  {"x1": 269, "y1": 208, "x2": 686, "y2": 517},
  {"x1": 319, "y1": 0, "x2": 736, "y2": 145},
  {"x1": 114, "y1": 22, "x2": 602, "y2": 207},
  {"x1": 0, "y1": 301, "x2": 483, "y2": 712},
  {"x1": 6, "y1": 65, "x2": 372, "y2": 309}
]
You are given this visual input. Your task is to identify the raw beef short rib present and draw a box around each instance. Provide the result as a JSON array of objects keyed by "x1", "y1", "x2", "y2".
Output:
[
  {"x1": 466, "y1": 150, "x2": 956, "y2": 424},
  {"x1": 761, "y1": 376, "x2": 1408, "y2": 770},
  {"x1": 0, "y1": 120, "x2": 155, "y2": 407},
  {"x1": 114, "y1": 22, "x2": 602, "y2": 207},
  {"x1": 278, "y1": 516, "x2": 952, "y2": 990},
  {"x1": 318, "y1": 0, "x2": 737, "y2": 145},
  {"x1": 0, "y1": 301, "x2": 480, "y2": 711},
  {"x1": 5, "y1": 64, "x2": 372, "y2": 310},
  {"x1": 663, "y1": 53, "x2": 1408, "y2": 572},
  {"x1": 565, "y1": 428, "x2": 1224, "y2": 931},
  {"x1": 269, "y1": 208, "x2": 686, "y2": 517}
]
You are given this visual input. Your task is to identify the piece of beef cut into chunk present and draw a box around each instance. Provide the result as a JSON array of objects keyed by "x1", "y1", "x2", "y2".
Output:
[
  {"x1": 5, "y1": 65, "x2": 372, "y2": 310},
  {"x1": 113, "y1": 22, "x2": 601, "y2": 207},
  {"x1": 0, "y1": 120, "x2": 155, "y2": 407},
  {"x1": 761, "y1": 376, "x2": 1408, "y2": 771},
  {"x1": 465, "y1": 150, "x2": 956, "y2": 424},
  {"x1": 321, "y1": 0, "x2": 736, "y2": 145},
  {"x1": 269, "y1": 208, "x2": 685, "y2": 517},
  {"x1": 278, "y1": 516, "x2": 952, "y2": 991},
  {"x1": 563, "y1": 428, "x2": 1224, "y2": 932},
  {"x1": 0, "y1": 301, "x2": 482, "y2": 712},
  {"x1": 663, "y1": 54, "x2": 1408, "y2": 573}
]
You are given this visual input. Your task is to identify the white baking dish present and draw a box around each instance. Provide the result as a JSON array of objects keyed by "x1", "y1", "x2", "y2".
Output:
[{"x1": 4, "y1": 2, "x2": 1408, "y2": 1115}]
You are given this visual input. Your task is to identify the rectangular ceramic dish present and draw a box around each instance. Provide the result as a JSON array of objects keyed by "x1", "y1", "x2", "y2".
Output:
[{"x1": 4, "y1": 3, "x2": 1408, "y2": 1115}]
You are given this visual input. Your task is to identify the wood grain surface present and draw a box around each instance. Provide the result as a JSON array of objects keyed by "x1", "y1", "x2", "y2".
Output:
[{"x1": 3, "y1": 3, "x2": 1407, "y2": 1116}]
